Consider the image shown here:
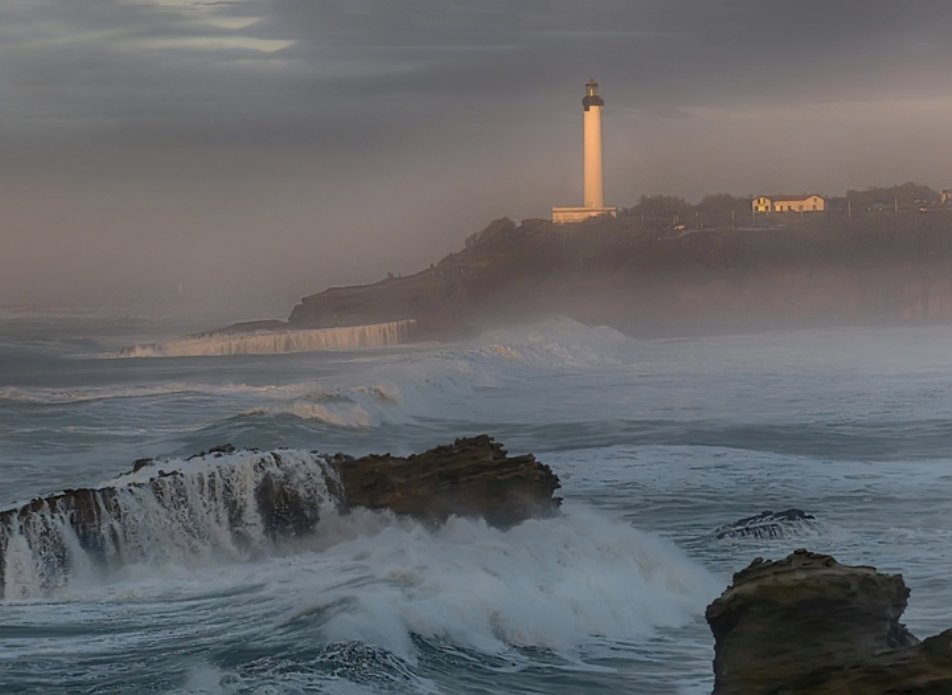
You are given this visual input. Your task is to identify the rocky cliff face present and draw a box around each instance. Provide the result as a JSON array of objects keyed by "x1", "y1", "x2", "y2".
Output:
[
  {"x1": 706, "y1": 549, "x2": 952, "y2": 694},
  {"x1": 287, "y1": 217, "x2": 540, "y2": 339},
  {"x1": 284, "y1": 215, "x2": 952, "y2": 339}
]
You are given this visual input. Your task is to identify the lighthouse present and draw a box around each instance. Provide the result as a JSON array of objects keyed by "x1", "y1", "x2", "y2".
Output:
[
  {"x1": 583, "y1": 79, "x2": 605, "y2": 208},
  {"x1": 552, "y1": 79, "x2": 618, "y2": 224}
]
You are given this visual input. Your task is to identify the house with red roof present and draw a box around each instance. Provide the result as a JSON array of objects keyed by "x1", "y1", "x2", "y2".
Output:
[{"x1": 753, "y1": 194, "x2": 826, "y2": 214}]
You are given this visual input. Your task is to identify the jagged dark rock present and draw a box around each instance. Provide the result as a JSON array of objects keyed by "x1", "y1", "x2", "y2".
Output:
[
  {"x1": 0, "y1": 437, "x2": 561, "y2": 599},
  {"x1": 333, "y1": 435, "x2": 562, "y2": 528},
  {"x1": 706, "y1": 549, "x2": 952, "y2": 694},
  {"x1": 131, "y1": 458, "x2": 153, "y2": 473},
  {"x1": 713, "y1": 508, "x2": 817, "y2": 540}
]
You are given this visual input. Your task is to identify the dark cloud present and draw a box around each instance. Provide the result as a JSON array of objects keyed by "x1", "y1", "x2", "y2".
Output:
[{"x1": 2, "y1": 1, "x2": 951, "y2": 307}]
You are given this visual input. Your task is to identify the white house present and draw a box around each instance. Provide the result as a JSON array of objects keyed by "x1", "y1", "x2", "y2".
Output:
[{"x1": 753, "y1": 194, "x2": 826, "y2": 214}]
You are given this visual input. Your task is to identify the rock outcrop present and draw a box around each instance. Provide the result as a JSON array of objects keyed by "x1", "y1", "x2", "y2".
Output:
[
  {"x1": 0, "y1": 436, "x2": 560, "y2": 599},
  {"x1": 712, "y1": 509, "x2": 818, "y2": 541},
  {"x1": 334, "y1": 435, "x2": 561, "y2": 528},
  {"x1": 706, "y1": 549, "x2": 952, "y2": 694}
]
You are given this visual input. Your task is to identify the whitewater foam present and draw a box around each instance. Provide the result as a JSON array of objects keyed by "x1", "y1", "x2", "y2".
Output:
[
  {"x1": 282, "y1": 507, "x2": 721, "y2": 659},
  {"x1": 242, "y1": 384, "x2": 406, "y2": 428},
  {"x1": 0, "y1": 450, "x2": 341, "y2": 599},
  {"x1": 0, "y1": 381, "x2": 320, "y2": 405},
  {"x1": 59, "y1": 505, "x2": 719, "y2": 667},
  {"x1": 441, "y1": 318, "x2": 632, "y2": 371},
  {"x1": 121, "y1": 320, "x2": 416, "y2": 358},
  {"x1": 207, "y1": 319, "x2": 642, "y2": 436}
]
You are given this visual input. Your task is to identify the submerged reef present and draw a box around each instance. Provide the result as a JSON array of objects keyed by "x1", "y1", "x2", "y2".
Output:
[{"x1": 706, "y1": 549, "x2": 952, "y2": 694}]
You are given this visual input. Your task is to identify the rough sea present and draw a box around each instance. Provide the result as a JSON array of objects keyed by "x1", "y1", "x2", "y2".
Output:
[{"x1": 2, "y1": 307, "x2": 951, "y2": 694}]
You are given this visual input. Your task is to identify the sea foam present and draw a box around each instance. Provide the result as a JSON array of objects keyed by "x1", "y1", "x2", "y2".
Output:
[{"x1": 264, "y1": 506, "x2": 721, "y2": 659}]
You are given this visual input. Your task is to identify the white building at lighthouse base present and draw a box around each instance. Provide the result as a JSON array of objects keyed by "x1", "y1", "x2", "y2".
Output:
[{"x1": 551, "y1": 206, "x2": 617, "y2": 224}]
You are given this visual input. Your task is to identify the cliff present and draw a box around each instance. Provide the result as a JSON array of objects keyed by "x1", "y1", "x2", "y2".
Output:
[
  {"x1": 706, "y1": 549, "x2": 952, "y2": 694},
  {"x1": 285, "y1": 212, "x2": 952, "y2": 339}
]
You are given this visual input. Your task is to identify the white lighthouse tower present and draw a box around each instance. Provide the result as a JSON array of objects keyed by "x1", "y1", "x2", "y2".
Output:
[{"x1": 553, "y1": 79, "x2": 617, "y2": 223}]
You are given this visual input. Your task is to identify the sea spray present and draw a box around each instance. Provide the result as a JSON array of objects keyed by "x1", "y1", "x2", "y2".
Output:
[
  {"x1": 1, "y1": 506, "x2": 720, "y2": 693},
  {"x1": 120, "y1": 320, "x2": 416, "y2": 358},
  {"x1": 0, "y1": 450, "x2": 340, "y2": 599},
  {"x1": 277, "y1": 507, "x2": 721, "y2": 658}
]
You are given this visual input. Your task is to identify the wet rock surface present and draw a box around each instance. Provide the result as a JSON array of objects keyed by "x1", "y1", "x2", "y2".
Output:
[
  {"x1": 0, "y1": 436, "x2": 561, "y2": 599},
  {"x1": 706, "y1": 549, "x2": 952, "y2": 694},
  {"x1": 332, "y1": 435, "x2": 562, "y2": 528},
  {"x1": 713, "y1": 508, "x2": 817, "y2": 540}
]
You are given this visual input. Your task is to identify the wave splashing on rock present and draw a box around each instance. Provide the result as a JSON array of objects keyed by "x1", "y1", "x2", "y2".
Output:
[
  {"x1": 713, "y1": 509, "x2": 822, "y2": 542},
  {"x1": 0, "y1": 436, "x2": 562, "y2": 601},
  {"x1": 0, "y1": 449, "x2": 340, "y2": 599},
  {"x1": 120, "y1": 320, "x2": 416, "y2": 358}
]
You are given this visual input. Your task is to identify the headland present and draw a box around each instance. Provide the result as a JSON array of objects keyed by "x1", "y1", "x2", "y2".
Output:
[{"x1": 216, "y1": 202, "x2": 952, "y2": 345}]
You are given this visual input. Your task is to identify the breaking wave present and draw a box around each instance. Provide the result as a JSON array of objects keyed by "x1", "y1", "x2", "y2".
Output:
[
  {"x1": 3, "y1": 499, "x2": 719, "y2": 662},
  {"x1": 455, "y1": 318, "x2": 632, "y2": 369},
  {"x1": 280, "y1": 507, "x2": 720, "y2": 658},
  {"x1": 229, "y1": 319, "x2": 637, "y2": 429},
  {"x1": 242, "y1": 384, "x2": 403, "y2": 428},
  {"x1": 0, "y1": 444, "x2": 719, "y2": 665},
  {"x1": 120, "y1": 321, "x2": 416, "y2": 358}
]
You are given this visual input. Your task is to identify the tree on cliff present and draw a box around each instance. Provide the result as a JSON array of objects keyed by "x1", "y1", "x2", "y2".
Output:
[
  {"x1": 696, "y1": 194, "x2": 753, "y2": 228},
  {"x1": 623, "y1": 194, "x2": 694, "y2": 227},
  {"x1": 623, "y1": 193, "x2": 751, "y2": 229},
  {"x1": 846, "y1": 182, "x2": 940, "y2": 211}
]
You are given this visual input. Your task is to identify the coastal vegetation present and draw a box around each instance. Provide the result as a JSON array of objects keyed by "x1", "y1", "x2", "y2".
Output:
[{"x1": 622, "y1": 182, "x2": 948, "y2": 230}]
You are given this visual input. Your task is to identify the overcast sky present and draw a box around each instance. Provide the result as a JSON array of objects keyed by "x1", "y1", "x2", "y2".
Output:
[{"x1": 2, "y1": 0, "x2": 952, "y2": 310}]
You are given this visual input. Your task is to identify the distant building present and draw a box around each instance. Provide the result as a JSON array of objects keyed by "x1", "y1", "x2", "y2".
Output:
[
  {"x1": 942, "y1": 189, "x2": 952, "y2": 204},
  {"x1": 753, "y1": 194, "x2": 826, "y2": 214}
]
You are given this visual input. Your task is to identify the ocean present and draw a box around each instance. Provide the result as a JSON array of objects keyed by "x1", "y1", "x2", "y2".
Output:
[{"x1": 2, "y1": 308, "x2": 951, "y2": 694}]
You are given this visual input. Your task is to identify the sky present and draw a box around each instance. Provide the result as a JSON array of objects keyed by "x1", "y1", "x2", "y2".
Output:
[{"x1": 2, "y1": 0, "x2": 952, "y2": 310}]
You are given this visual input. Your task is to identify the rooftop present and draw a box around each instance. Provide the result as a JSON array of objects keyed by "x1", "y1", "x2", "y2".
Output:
[{"x1": 760, "y1": 194, "x2": 824, "y2": 202}]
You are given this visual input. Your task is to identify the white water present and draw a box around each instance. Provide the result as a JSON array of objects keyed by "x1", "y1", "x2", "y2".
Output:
[
  {"x1": 1, "y1": 451, "x2": 339, "y2": 599},
  {"x1": 121, "y1": 320, "x2": 416, "y2": 357},
  {"x1": 7, "y1": 507, "x2": 720, "y2": 658},
  {"x1": 268, "y1": 508, "x2": 720, "y2": 659},
  {"x1": 4, "y1": 315, "x2": 952, "y2": 693},
  {"x1": 236, "y1": 320, "x2": 636, "y2": 428}
]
